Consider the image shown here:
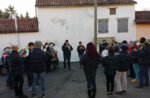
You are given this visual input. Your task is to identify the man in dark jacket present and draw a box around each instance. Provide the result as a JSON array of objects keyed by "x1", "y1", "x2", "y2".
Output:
[
  {"x1": 25, "y1": 42, "x2": 35, "y2": 91},
  {"x1": 77, "y1": 41, "x2": 85, "y2": 68},
  {"x1": 62, "y1": 40, "x2": 73, "y2": 70},
  {"x1": 99, "y1": 40, "x2": 109, "y2": 53},
  {"x1": 6, "y1": 46, "x2": 28, "y2": 98},
  {"x1": 28, "y1": 41, "x2": 47, "y2": 98},
  {"x1": 137, "y1": 37, "x2": 150, "y2": 88},
  {"x1": 115, "y1": 45, "x2": 133, "y2": 95}
]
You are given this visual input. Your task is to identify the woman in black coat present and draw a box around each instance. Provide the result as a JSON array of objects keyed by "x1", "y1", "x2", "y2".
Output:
[
  {"x1": 102, "y1": 46, "x2": 118, "y2": 95},
  {"x1": 81, "y1": 42, "x2": 100, "y2": 98}
]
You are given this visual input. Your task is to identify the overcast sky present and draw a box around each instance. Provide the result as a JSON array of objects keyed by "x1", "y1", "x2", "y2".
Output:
[{"x1": 0, "y1": 0, "x2": 150, "y2": 17}]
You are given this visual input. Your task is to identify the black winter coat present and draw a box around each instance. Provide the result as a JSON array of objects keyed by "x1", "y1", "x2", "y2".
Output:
[
  {"x1": 81, "y1": 54, "x2": 100, "y2": 72},
  {"x1": 77, "y1": 45, "x2": 85, "y2": 55},
  {"x1": 117, "y1": 52, "x2": 133, "y2": 72},
  {"x1": 102, "y1": 54, "x2": 118, "y2": 76},
  {"x1": 62, "y1": 44, "x2": 73, "y2": 57},
  {"x1": 139, "y1": 45, "x2": 150, "y2": 65},
  {"x1": 28, "y1": 48, "x2": 47, "y2": 73},
  {"x1": 6, "y1": 51, "x2": 24, "y2": 75}
]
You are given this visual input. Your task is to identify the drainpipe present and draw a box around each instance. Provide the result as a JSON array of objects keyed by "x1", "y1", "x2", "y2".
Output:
[{"x1": 94, "y1": 0, "x2": 98, "y2": 48}]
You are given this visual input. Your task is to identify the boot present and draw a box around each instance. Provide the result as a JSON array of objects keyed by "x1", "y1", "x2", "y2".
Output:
[
  {"x1": 92, "y1": 89, "x2": 96, "y2": 98},
  {"x1": 88, "y1": 89, "x2": 92, "y2": 98}
]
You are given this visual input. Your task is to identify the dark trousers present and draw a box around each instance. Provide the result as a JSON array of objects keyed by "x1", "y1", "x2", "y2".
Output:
[
  {"x1": 7, "y1": 72, "x2": 14, "y2": 88},
  {"x1": 13, "y1": 74, "x2": 24, "y2": 97},
  {"x1": 64, "y1": 55, "x2": 71, "y2": 69},
  {"x1": 139, "y1": 65, "x2": 149, "y2": 87},
  {"x1": 78, "y1": 54, "x2": 83, "y2": 66},
  {"x1": 27, "y1": 72, "x2": 33, "y2": 87},
  {"x1": 129, "y1": 64, "x2": 135, "y2": 79},
  {"x1": 105, "y1": 75, "x2": 115, "y2": 92},
  {"x1": 84, "y1": 70, "x2": 97, "y2": 98}
]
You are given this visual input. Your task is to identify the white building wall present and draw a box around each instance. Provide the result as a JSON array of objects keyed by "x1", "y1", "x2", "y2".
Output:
[
  {"x1": 0, "y1": 33, "x2": 39, "y2": 56},
  {"x1": 37, "y1": 5, "x2": 136, "y2": 61},
  {"x1": 0, "y1": 5, "x2": 136, "y2": 62},
  {"x1": 37, "y1": 7, "x2": 95, "y2": 62},
  {"x1": 97, "y1": 5, "x2": 136, "y2": 42}
]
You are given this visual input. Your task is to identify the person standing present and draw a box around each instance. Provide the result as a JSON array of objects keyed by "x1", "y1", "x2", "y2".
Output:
[
  {"x1": 1, "y1": 48, "x2": 12, "y2": 88},
  {"x1": 28, "y1": 41, "x2": 47, "y2": 98},
  {"x1": 115, "y1": 44, "x2": 133, "y2": 95},
  {"x1": 6, "y1": 45, "x2": 28, "y2": 98},
  {"x1": 81, "y1": 42, "x2": 100, "y2": 98},
  {"x1": 62, "y1": 40, "x2": 73, "y2": 70},
  {"x1": 130, "y1": 42, "x2": 139, "y2": 83},
  {"x1": 25, "y1": 42, "x2": 35, "y2": 91},
  {"x1": 77, "y1": 41, "x2": 85, "y2": 68},
  {"x1": 99, "y1": 40, "x2": 109, "y2": 53},
  {"x1": 102, "y1": 46, "x2": 118, "y2": 96},
  {"x1": 136, "y1": 37, "x2": 150, "y2": 88}
]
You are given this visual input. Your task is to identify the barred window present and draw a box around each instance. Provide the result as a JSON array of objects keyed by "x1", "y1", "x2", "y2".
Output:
[
  {"x1": 117, "y1": 18, "x2": 128, "y2": 33},
  {"x1": 98, "y1": 19, "x2": 108, "y2": 33}
]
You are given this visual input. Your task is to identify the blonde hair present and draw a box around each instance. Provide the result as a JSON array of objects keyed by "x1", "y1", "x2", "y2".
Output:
[{"x1": 11, "y1": 45, "x2": 18, "y2": 52}]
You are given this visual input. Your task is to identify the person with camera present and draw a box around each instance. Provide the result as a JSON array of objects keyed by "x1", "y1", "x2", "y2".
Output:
[{"x1": 62, "y1": 40, "x2": 73, "y2": 70}]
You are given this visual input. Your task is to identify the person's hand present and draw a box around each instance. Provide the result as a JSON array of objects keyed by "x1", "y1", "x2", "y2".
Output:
[{"x1": 133, "y1": 48, "x2": 137, "y2": 51}]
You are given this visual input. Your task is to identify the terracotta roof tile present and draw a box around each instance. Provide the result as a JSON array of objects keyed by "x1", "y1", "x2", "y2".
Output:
[
  {"x1": 0, "y1": 18, "x2": 38, "y2": 34},
  {"x1": 135, "y1": 11, "x2": 150, "y2": 24},
  {"x1": 36, "y1": 0, "x2": 137, "y2": 7}
]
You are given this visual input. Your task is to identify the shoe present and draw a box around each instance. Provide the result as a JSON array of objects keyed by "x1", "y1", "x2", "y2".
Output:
[
  {"x1": 131, "y1": 79, "x2": 137, "y2": 83},
  {"x1": 107, "y1": 92, "x2": 111, "y2": 95},
  {"x1": 144, "y1": 84, "x2": 149, "y2": 87},
  {"x1": 32, "y1": 94, "x2": 38, "y2": 98},
  {"x1": 42, "y1": 94, "x2": 46, "y2": 98},
  {"x1": 110, "y1": 92, "x2": 114, "y2": 95},
  {"x1": 115, "y1": 91, "x2": 123, "y2": 95},
  {"x1": 19, "y1": 95, "x2": 28, "y2": 98},
  {"x1": 122, "y1": 90, "x2": 127, "y2": 94}
]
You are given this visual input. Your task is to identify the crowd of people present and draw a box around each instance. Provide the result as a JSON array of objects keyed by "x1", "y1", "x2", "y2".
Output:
[{"x1": 0, "y1": 37, "x2": 149, "y2": 98}]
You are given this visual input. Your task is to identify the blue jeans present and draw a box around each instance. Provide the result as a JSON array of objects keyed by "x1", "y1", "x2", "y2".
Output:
[
  {"x1": 63, "y1": 55, "x2": 71, "y2": 69},
  {"x1": 133, "y1": 64, "x2": 139, "y2": 80},
  {"x1": 78, "y1": 54, "x2": 83, "y2": 66},
  {"x1": 32, "y1": 72, "x2": 46, "y2": 94},
  {"x1": 139, "y1": 65, "x2": 149, "y2": 87},
  {"x1": 7, "y1": 72, "x2": 14, "y2": 88}
]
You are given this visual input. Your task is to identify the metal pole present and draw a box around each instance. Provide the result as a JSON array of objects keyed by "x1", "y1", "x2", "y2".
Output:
[
  {"x1": 14, "y1": 12, "x2": 20, "y2": 47},
  {"x1": 94, "y1": 0, "x2": 97, "y2": 48}
]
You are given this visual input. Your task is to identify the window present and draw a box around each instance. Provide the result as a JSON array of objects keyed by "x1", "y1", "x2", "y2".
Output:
[
  {"x1": 110, "y1": 8, "x2": 116, "y2": 15},
  {"x1": 117, "y1": 18, "x2": 128, "y2": 33},
  {"x1": 98, "y1": 19, "x2": 108, "y2": 33}
]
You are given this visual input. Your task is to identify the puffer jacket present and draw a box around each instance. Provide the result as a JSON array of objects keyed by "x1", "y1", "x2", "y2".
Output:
[
  {"x1": 117, "y1": 51, "x2": 133, "y2": 72},
  {"x1": 28, "y1": 48, "x2": 47, "y2": 73},
  {"x1": 139, "y1": 44, "x2": 150, "y2": 66},
  {"x1": 102, "y1": 54, "x2": 118, "y2": 76}
]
